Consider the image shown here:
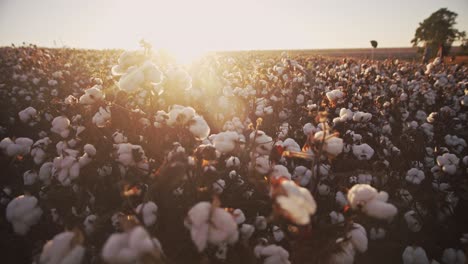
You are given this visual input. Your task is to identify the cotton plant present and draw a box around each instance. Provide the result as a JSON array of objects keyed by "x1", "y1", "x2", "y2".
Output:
[
  {"x1": 39, "y1": 230, "x2": 86, "y2": 264},
  {"x1": 6, "y1": 194, "x2": 43, "y2": 235},
  {"x1": 184, "y1": 200, "x2": 239, "y2": 252},
  {"x1": 347, "y1": 184, "x2": 397, "y2": 220}
]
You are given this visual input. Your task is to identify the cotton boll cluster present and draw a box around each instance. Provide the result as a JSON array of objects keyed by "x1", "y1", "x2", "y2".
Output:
[
  {"x1": 273, "y1": 180, "x2": 317, "y2": 225},
  {"x1": 163, "y1": 105, "x2": 210, "y2": 139},
  {"x1": 102, "y1": 226, "x2": 163, "y2": 264},
  {"x1": 92, "y1": 106, "x2": 111, "y2": 128},
  {"x1": 254, "y1": 242, "x2": 291, "y2": 264},
  {"x1": 0, "y1": 137, "x2": 33, "y2": 157},
  {"x1": 402, "y1": 246, "x2": 430, "y2": 264},
  {"x1": 18, "y1": 106, "x2": 38, "y2": 125},
  {"x1": 135, "y1": 201, "x2": 158, "y2": 227},
  {"x1": 6, "y1": 195, "x2": 43, "y2": 235},
  {"x1": 347, "y1": 184, "x2": 397, "y2": 220},
  {"x1": 436, "y1": 153, "x2": 459, "y2": 175},
  {"x1": 39, "y1": 231, "x2": 86, "y2": 264},
  {"x1": 51, "y1": 116, "x2": 71, "y2": 138},
  {"x1": 184, "y1": 201, "x2": 239, "y2": 252},
  {"x1": 406, "y1": 168, "x2": 425, "y2": 185},
  {"x1": 79, "y1": 84, "x2": 104, "y2": 104}
]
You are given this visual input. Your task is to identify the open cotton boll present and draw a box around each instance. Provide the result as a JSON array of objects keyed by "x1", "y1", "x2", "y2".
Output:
[
  {"x1": 184, "y1": 201, "x2": 239, "y2": 252},
  {"x1": 349, "y1": 223, "x2": 368, "y2": 253},
  {"x1": 225, "y1": 156, "x2": 241, "y2": 168},
  {"x1": 83, "y1": 144, "x2": 96, "y2": 156},
  {"x1": 270, "y1": 165, "x2": 292, "y2": 180},
  {"x1": 39, "y1": 231, "x2": 85, "y2": 264},
  {"x1": 23, "y1": 170, "x2": 38, "y2": 185},
  {"x1": 112, "y1": 131, "x2": 127, "y2": 144},
  {"x1": 442, "y1": 248, "x2": 466, "y2": 264},
  {"x1": 92, "y1": 106, "x2": 111, "y2": 128},
  {"x1": 303, "y1": 123, "x2": 320, "y2": 136},
  {"x1": 135, "y1": 201, "x2": 158, "y2": 227},
  {"x1": 213, "y1": 179, "x2": 226, "y2": 194},
  {"x1": 232, "y1": 209, "x2": 246, "y2": 225},
  {"x1": 79, "y1": 85, "x2": 104, "y2": 104},
  {"x1": 167, "y1": 105, "x2": 196, "y2": 126},
  {"x1": 51, "y1": 116, "x2": 70, "y2": 138},
  {"x1": 250, "y1": 131, "x2": 274, "y2": 155},
  {"x1": 292, "y1": 166, "x2": 312, "y2": 186},
  {"x1": 31, "y1": 137, "x2": 51, "y2": 165},
  {"x1": 6, "y1": 195, "x2": 42, "y2": 235},
  {"x1": 255, "y1": 155, "x2": 271, "y2": 174},
  {"x1": 39, "y1": 162, "x2": 53, "y2": 185},
  {"x1": 18, "y1": 106, "x2": 37, "y2": 123},
  {"x1": 275, "y1": 180, "x2": 317, "y2": 225},
  {"x1": 164, "y1": 67, "x2": 192, "y2": 91},
  {"x1": 239, "y1": 224, "x2": 255, "y2": 241},
  {"x1": 406, "y1": 168, "x2": 425, "y2": 184},
  {"x1": 115, "y1": 143, "x2": 147, "y2": 167},
  {"x1": 326, "y1": 89, "x2": 344, "y2": 101},
  {"x1": 352, "y1": 144, "x2": 375, "y2": 160},
  {"x1": 402, "y1": 246, "x2": 430, "y2": 264},
  {"x1": 189, "y1": 116, "x2": 210, "y2": 140},
  {"x1": 0, "y1": 137, "x2": 34, "y2": 157},
  {"x1": 353, "y1": 111, "x2": 372, "y2": 122},
  {"x1": 254, "y1": 244, "x2": 291, "y2": 264},
  {"x1": 213, "y1": 131, "x2": 239, "y2": 153},
  {"x1": 111, "y1": 50, "x2": 146, "y2": 75},
  {"x1": 335, "y1": 108, "x2": 354, "y2": 124},
  {"x1": 102, "y1": 226, "x2": 163, "y2": 264},
  {"x1": 436, "y1": 153, "x2": 459, "y2": 175},
  {"x1": 84, "y1": 214, "x2": 97, "y2": 236},
  {"x1": 282, "y1": 138, "x2": 301, "y2": 152},
  {"x1": 329, "y1": 211, "x2": 345, "y2": 224},
  {"x1": 347, "y1": 184, "x2": 397, "y2": 220}
]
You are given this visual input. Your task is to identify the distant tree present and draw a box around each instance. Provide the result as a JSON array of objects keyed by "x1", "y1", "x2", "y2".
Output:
[{"x1": 411, "y1": 8, "x2": 466, "y2": 58}]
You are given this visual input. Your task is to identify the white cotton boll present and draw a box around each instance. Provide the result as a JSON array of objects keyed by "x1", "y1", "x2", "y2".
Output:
[
  {"x1": 336, "y1": 191, "x2": 349, "y2": 208},
  {"x1": 292, "y1": 166, "x2": 312, "y2": 187},
  {"x1": 136, "y1": 201, "x2": 158, "y2": 227},
  {"x1": 233, "y1": 209, "x2": 246, "y2": 224},
  {"x1": 84, "y1": 144, "x2": 96, "y2": 156},
  {"x1": 303, "y1": 123, "x2": 319, "y2": 136},
  {"x1": 402, "y1": 246, "x2": 429, "y2": 264},
  {"x1": 23, "y1": 170, "x2": 38, "y2": 185},
  {"x1": 18, "y1": 106, "x2": 37, "y2": 123},
  {"x1": 84, "y1": 214, "x2": 97, "y2": 236},
  {"x1": 296, "y1": 94, "x2": 305, "y2": 105},
  {"x1": 270, "y1": 165, "x2": 292, "y2": 180},
  {"x1": 240, "y1": 224, "x2": 255, "y2": 241},
  {"x1": 225, "y1": 156, "x2": 240, "y2": 168},
  {"x1": 329, "y1": 211, "x2": 345, "y2": 224},
  {"x1": 334, "y1": 108, "x2": 354, "y2": 124},
  {"x1": 352, "y1": 144, "x2": 375, "y2": 160},
  {"x1": 349, "y1": 223, "x2": 368, "y2": 253},
  {"x1": 167, "y1": 105, "x2": 196, "y2": 126},
  {"x1": 92, "y1": 106, "x2": 111, "y2": 128},
  {"x1": 276, "y1": 180, "x2": 317, "y2": 225},
  {"x1": 255, "y1": 155, "x2": 271, "y2": 174},
  {"x1": 254, "y1": 244, "x2": 291, "y2": 264},
  {"x1": 442, "y1": 248, "x2": 466, "y2": 264},
  {"x1": 115, "y1": 143, "x2": 147, "y2": 167},
  {"x1": 39, "y1": 162, "x2": 53, "y2": 185},
  {"x1": 282, "y1": 138, "x2": 301, "y2": 152},
  {"x1": 189, "y1": 116, "x2": 210, "y2": 140},
  {"x1": 79, "y1": 85, "x2": 104, "y2": 104},
  {"x1": 353, "y1": 111, "x2": 372, "y2": 122},
  {"x1": 51, "y1": 116, "x2": 71, "y2": 138},
  {"x1": 404, "y1": 211, "x2": 422, "y2": 232},
  {"x1": 213, "y1": 131, "x2": 239, "y2": 154},
  {"x1": 436, "y1": 153, "x2": 459, "y2": 175},
  {"x1": 6, "y1": 195, "x2": 42, "y2": 235},
  {"x1": 112, "y1": 131, "x2": 127, "y2": 144},
  {"x1": 213, "y1": 179, "x2": 226, "y2": 194},
  {"x1": 406, "y1": 168, "x2": 425, "y2": 184},
  {"x1": 118, "y1": 66, "x2": 145, "y2": 92},
  {"x1": 164, "y1": 67, "x2": 192, "y2": 91},
  {"x1": 102, "y1": 226, "x2": 162, "y2": 264},
  {"x1": 255, "y1": 216, "x2": 268, "y2": 230},
  {"x1": 318, "y1": 183, "x2": 330, "y2": 196},
  {"x1": 328, "y1": 242, "x2": 355, "y2": 264},
  {"x1": 273, "y1": 226, "x2": 285, "y2": 242},
  {"x1": 185, "y1": 201, "x2": 238, "y2": 252},
  {"x1": 370, "y1": 227, "x2": 386, "y2": 240},
  {"x1": 326, "y1": 89, "x2": 344, "y2": 101},
  {"x1": 39, "y1": 231, "x2": 85, "y2": 264},
  {"x1": 347, "y1": 184, "x2": 397, "y2": 220}
]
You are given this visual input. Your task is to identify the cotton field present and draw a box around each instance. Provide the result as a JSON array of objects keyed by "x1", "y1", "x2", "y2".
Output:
[{"x1": 0, "y1": 43, "x2": 467, "y2": 264}]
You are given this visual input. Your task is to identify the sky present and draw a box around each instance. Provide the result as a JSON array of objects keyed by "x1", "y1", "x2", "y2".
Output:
[{"x1": 1, "y1": 0, "x2": 467, "y2": 56}]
